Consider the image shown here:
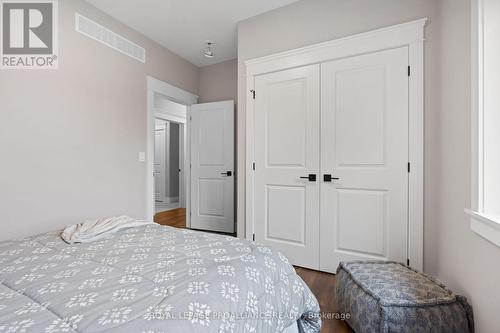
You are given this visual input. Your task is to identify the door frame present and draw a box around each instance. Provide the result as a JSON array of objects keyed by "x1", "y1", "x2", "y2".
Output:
[
  {"x1": 244, "y1": 18, "x2": 427, "y2": 271},
  {"x1": 154, "y1": 121, "x2": 167, "y2": 203},
  {"x1": 146, "y1": 76, "x2": 198, "y2": 226},
  {"x1": 156, "y1": 117, "x2": 184, "y2": 204}
]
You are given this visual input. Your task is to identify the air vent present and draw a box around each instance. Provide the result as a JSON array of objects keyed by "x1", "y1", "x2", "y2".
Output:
[{"x1": 75, "y1": 13, "x2": 146, "y2": 63}]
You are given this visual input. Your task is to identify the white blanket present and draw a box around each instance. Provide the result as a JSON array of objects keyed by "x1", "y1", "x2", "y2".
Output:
[{"x1": 61, "y1": 215, "x2": 153, "y2": 244}]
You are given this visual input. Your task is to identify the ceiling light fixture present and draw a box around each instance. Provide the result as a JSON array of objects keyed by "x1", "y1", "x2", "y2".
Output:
[{"x1": 202, "y1": 42, "x2": 214, "y2": 58}]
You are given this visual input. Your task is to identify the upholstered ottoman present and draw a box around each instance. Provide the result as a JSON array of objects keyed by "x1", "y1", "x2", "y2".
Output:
[{"x1": 335, "y1": 261, "x2": 474, "y2": 333}]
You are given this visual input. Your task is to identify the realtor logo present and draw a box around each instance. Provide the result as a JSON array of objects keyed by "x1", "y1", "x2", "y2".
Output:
[{"x1": 1, "y1": 0, "x2": 58, "y2": 69}]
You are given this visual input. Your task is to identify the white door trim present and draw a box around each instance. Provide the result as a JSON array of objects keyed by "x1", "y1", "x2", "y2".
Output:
[
  {"x1": 154, "y1": 124, "x2": 167, "y2": 203},
  {"x1": 244, "y1": 18, "x2": 426, "y2": 271},
  {"x1": 147, "y1": 76, "x2": 198, "y2": 225}
]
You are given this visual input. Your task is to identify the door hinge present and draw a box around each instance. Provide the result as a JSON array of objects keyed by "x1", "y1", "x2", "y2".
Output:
[
  {"x1": 407, "y1": 258, "x2": 410, "y2": 266},
  {"x1": 252, "y1": 234, "x2": 255, "y2": 241},
  {"x1": 407, "y1": 162, "x2": 411, "y2": 173},
  {"x1": 408, "y1": 66, "x2": 411, "y2": 77},
  {"x1": 252, "y1": 162, "x2": 256, "y2": 171},
  {"x1": 190, "y1": 211, "x2": 192, "y2": 217},
  {"x1": 250, "y1": 89, "x2": 256, "y2": 99}
]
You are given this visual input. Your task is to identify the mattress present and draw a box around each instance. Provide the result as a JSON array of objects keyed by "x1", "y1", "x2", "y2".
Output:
[{"x1": 0, "y1": 224, "x2": 321, "y2": 332}]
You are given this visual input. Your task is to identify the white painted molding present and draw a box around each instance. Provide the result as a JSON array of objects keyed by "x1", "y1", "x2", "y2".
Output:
[
  {"x1": 408, "y1": 39, "x2": 425, "y2": 271},
  {"x1": 470, "y1": 0, "x2": 483, "y2": 215},
  {"x1": 245, "y1": 18, "x2": 427, "y2": 77},
  {"x1": 466, "y1": 209, "x2": 500, "y2": 248},
  {"x1": 467, "y1": 0, "x2": 500, "y2": 249},
  {"x1": 245, "y1": 18, "x2": 427, "y2": 271},
  {"x1": 155, "y1": 108, "x2": 186, "y2": 124},
  {"x1": 147, "y1": 76, "x2": 198, "y2": 105},
  {"x1": 244, "y1": 74, "x2": 255, "y2": 241}
]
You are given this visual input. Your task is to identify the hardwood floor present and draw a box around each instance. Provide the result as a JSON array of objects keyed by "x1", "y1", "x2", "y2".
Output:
[
  {"x1": 154, "y1": 208, "x2": 186, "y2": 228},
  {"x1": 155, "y1": 209, "x2": 237, "y2": 236},
  {"x1": 295, "y1": 267, "x2": 353, "y2": 333}
]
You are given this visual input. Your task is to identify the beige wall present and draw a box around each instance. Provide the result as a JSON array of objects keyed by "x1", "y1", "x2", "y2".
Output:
[
  {"x1": 237, "y1": 0, "x2": 500, "y2": 332},
  {"x1": 427, "y1": 1, "x2": 500, "y2": 331},
  {"x1": 198, "y1": 59, "x2": 238, "y2": 103},
  {"x1": 0, "y1": 0, "x2": 199, "y2": 240}
]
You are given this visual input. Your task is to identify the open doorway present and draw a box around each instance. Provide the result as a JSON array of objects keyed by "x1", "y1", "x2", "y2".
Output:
[
  {"x1": 147, "y1": 77, "x2": 235, "y2": 234},
  {"x1": 154, "y1": 118, "x2": 183, "y2": 213},
  {"x1": 151, "y1": 94, "x2": 188, "y2": 228},
  {"x1": 147, "y1": 77, "x2": 196, "y2": 228}
]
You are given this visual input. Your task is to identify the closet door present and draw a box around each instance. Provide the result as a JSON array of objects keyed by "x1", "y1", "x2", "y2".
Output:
[
  {"x1": 253, "y1": 65, "x2": 320, "y2": 270},
  {"x1": 320, "y1": 47, "x2": 409, "y2": 272}
]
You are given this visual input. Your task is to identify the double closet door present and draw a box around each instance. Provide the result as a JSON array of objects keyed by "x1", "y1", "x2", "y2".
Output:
[{"x1": 253, "y1": 47, "x2": 409, "y2": 272}]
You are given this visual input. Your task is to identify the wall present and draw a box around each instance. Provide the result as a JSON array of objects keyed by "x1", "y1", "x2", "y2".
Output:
[
  {"x1": 198, "y1": 59, "x2": 238, "y2": 103},
  {"x1": 0, "y1": 0, "x2": 199, "y2": 240},
  {"x1": 237, "y1": 0, "x2": 500, "y2": 331},
  {"x1": 426, "y1": 0, "x2": 500, "y2": 331}
]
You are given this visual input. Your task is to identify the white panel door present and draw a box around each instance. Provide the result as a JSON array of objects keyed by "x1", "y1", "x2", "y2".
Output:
[
  {"x1": 320, "y1": 47, "x2": 409, "y2": 272},
  {"x1": 154, "y1": 128, "x2": 166, "y2": 202},
  {"x1": 254, "y1": 65, "x2": 320, "y2": 270},
  {"x1": 190, "y1": 101, "x2": 234, "y2": 233}
]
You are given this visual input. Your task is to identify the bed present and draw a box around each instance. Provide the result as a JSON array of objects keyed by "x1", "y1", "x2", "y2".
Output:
[{"x1": 0, "y1": 223, "x2": 321, "y2": 332}]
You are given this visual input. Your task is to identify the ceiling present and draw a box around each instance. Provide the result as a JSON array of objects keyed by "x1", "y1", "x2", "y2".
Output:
[{"x1": 85, "y1": 0, "x2": 298, "y2": 67}]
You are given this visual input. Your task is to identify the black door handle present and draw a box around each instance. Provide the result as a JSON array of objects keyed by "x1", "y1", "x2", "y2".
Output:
[
  {"x1": 299, "y1": 174, "x2": 316, "y2": 182},
  {"x1": 221, "y1": 171, "x2": 232, "y2": 176},
  {"x1": 323, "y1": 174, "x2": 340, "y2": 182}
]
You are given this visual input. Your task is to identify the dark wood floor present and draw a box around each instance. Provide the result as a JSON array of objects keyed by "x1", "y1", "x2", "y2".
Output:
[
  {"x1": 295, "y1": 267, "x2": 353, "y2": 333},
  {"x1": 154, "y1": 208, "x2": 186, "y2": 228},
  {"x1": 155, "y1": 211, "x2": 351, "y2": 332}
]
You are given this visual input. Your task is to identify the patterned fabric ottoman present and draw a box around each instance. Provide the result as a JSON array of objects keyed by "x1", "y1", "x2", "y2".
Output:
[{"x1": 335, "y1": 261, "x2": 474, "y2": 333}]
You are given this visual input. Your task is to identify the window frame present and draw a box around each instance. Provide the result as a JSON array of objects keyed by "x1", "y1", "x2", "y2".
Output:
[{"x1": 467, "y1": 0, "x2": 500, "y2": 247}]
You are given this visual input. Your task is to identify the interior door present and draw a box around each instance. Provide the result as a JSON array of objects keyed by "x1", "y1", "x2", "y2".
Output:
[
  {"x1": 320, "y1": 47, "x2": 409, "y2": 272},
  {"x1": 190, "y1": 101, "x2": 234, "y2": 233},
  {"x1": 154, "y1": 126, "x2": 166, "y2": 202},
  {"x1": 253, "y1": 65, "x2": 320, "y2": 270}
]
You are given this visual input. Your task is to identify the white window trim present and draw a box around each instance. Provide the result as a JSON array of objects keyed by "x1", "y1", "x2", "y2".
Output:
[{"x1": 466, "y1": 0, "x2": 500, "y2": 247}]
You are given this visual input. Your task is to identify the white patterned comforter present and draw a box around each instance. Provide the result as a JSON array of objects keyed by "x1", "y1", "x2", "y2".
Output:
[{"x1": 0, "y1": 224, "x2": 321, "y2": 332}]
